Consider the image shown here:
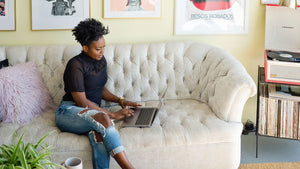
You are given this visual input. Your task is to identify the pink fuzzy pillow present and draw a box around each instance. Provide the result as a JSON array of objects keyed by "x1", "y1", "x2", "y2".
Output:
[{"x1": 0, "y1": 62, "x2": 55, "y2": 124}]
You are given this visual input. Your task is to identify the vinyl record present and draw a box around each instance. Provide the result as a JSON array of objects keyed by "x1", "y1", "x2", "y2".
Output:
[{"x1": 267, "y1": 50, "x2": 300, "y2": 62}]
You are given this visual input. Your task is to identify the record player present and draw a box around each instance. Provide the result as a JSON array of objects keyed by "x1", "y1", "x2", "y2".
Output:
[{"x1": 264, "y1": 6, "x2": 300, "y2": 85}]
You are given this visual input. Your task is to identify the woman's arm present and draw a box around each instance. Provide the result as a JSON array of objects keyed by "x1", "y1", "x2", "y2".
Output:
[
  {"x1": 71, "y1": 91, "x2": 116, "y2": 117},
  {"x1": 102, "y1": 87, "x2": 121, "y2": 103},
  {"x1": 72, "y1": 91, "x2": 134, "y2": 120},
  {"x1": 102, "y1": 87, "x2": 142, "y2": 108},
  {"x1": 72, "y1": 91, "x2": 135, "y2": 120}
]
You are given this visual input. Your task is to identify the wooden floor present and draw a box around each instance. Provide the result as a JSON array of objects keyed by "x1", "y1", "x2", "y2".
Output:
[{"x1": 239, "y1": 162, "x2": 300, "y2": 169}]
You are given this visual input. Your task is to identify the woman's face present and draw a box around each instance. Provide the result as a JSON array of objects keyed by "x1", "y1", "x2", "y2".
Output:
[{"x1": 83, "y1": 37, "x2": 106, "y2": 61}]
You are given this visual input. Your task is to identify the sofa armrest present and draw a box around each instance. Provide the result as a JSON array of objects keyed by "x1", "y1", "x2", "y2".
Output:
[{"x1": 199, "y1": 48, "x2": 256, "y2": 122}]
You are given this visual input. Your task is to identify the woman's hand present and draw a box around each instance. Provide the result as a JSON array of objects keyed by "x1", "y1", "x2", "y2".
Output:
[
  {"x1": 112, "y1": 108, "x2": 135, "y2": 120},
  {"x1": 119, "y1": 99, "x2": 142, "y2": 109}
]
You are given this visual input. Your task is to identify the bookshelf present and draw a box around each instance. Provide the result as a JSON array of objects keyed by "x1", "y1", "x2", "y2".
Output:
[{"x1": 256, "y1": 66, "x2": 300, "y2": 157}]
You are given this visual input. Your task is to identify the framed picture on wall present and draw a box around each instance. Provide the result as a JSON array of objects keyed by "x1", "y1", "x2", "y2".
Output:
[
  {"x1": 174, "y1": 0, "x2": 249, "y2": 35},
  {"x1": 261, "y1": 0, "x2": 300, "y2": 4},
  {"x1": 103, "y1": 0, "x2": 161, "y2": 18},
  {"x1": 31, "y1": 0, "x2": 90, "y2": 30},
  {"x1": 0, "y1": 0, "x2": 15, "y2": 31}
]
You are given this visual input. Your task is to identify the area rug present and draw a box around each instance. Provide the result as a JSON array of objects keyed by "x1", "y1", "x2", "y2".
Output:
[{"x1": 239, "y1": 162, "x2": 300, "y2": 169}]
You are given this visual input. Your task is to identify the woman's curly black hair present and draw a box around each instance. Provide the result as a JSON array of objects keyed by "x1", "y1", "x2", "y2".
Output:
[{"x1": 72, "y1": 18, "x2": 109, "y2": 46}]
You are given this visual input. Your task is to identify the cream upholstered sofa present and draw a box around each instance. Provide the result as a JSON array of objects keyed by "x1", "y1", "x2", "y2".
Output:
[{"x1": 0, "y1": 42, "x2": 256, "y2": 169}]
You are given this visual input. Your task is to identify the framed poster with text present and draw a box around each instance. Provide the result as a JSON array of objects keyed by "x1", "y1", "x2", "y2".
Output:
[{"x1": 174, "y1": 0, "x2": 249, "y2": 35}]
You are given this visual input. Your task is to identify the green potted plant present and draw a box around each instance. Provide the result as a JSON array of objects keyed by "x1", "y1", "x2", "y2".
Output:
[{"x1": 0, "y1": 131, "x2": 65, "y2": 169}]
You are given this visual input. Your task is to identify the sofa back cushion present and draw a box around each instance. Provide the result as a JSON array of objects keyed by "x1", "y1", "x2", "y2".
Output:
[
  {"x1": 0, "y1": 42, "x2": 222, "y2": 106},
  {"x1": 103, "y1": 42, "x2": 213, "y2": 103}
]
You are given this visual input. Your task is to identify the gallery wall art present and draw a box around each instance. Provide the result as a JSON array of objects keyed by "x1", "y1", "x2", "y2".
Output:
[
  {"x1": 0, "y1": 0, "x2": 15, "y2": 31},
  {"x1": 174, "y1": 0, "x2": 249, "y2": 35},
  {"x1": 103, "y1": 0, "x2": 161, "y2": 18},
  {"x1": 31, "y1": 0, "x2": 90, "y2": 30}
]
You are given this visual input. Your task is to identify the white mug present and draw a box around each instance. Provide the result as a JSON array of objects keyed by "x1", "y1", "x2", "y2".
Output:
[{"x1": 62, "y1": 157, "x2": 83, "y2": 169}]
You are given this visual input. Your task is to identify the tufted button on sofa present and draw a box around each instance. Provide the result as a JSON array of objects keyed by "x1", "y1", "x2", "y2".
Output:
[{"x1": 0, "y1": 42, "x2": 256, "y2": 169}]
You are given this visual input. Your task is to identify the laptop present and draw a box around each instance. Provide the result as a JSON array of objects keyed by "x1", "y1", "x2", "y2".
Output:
[{"x1": 122, "y1": 88, "x2": 167, "y2": 128}]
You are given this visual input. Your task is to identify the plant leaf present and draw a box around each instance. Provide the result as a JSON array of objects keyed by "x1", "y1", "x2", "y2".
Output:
[
  {"x1": 1, "y1": 130, "x2": 60, "y2": 169},
  {"x1": 34, "y1": 164, "x2": 45, "y2": 169},
  {"x1": 40, "y1": 160, "x2": 66, "y2": 169},
  {"x1": 10, "y1": 132, "x2": 25, "y2": 164},
  {"x1": 34, "y1": 131, "x2": 55, "y2": 149},
  {"x1": 30, "y1": 152, "x2": 51, "y2": 167},
  {"x1": 0, "y1": 145, "x2": 13, "y2": 158},
  {"x1": 14, "y1": 167, "x2": 24, "y2": 169},
  {"x1": 27, "y1": 144, "x2": 39, "y2": 160},
  {"x1": 18, "y1": 151, "x2": 28, "y2": 169},
  {"x1": 23, "y1": 142, "x2": 34, "y2": 158},
  {"x1": 8, "y1": 164, "x2": 15, "y2": 169},
  {"x1": 0, "y1": 158, "x2": 8, "y2": 165}
]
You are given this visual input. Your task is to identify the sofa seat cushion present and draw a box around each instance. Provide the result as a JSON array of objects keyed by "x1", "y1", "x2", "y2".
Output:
[
  {"x1": 0, "y1": 110, "x2": 91, "y2": 152},
  {"x1": 115, "y1": 99, "x2": 243, "y2": 148},
  {"x1": 0, "y1": 99, "x2": 242, "y2": 153}
]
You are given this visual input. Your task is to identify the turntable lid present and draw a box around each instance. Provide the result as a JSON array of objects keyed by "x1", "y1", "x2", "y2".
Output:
[{"x1": 265, "y1": 6, "x2": 300, "y2": 52}]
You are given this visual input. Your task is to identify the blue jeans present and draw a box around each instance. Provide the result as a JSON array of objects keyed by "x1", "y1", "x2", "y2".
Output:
[{"x1": 55, "y1": 101, "x2": 125, "y2": 169}]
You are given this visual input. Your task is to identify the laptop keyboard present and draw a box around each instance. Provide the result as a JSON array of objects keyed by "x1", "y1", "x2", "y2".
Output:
[{"x1": 135, "y1": 108, "x2": 155, "y2": 125}]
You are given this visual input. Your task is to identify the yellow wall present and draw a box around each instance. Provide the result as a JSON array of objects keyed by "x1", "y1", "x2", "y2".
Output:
[{"x1": 0, "y1": 0, "x2": 266, "y2": 124}]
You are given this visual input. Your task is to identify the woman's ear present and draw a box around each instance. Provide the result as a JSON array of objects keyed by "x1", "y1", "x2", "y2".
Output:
[{"x1": 82, "y1": 45, "x2": 88, "y2": 53}]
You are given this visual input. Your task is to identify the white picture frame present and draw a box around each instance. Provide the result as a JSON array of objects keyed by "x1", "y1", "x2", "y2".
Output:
[
  {"x1": 103, "y1": 0, "x2": 161, "y2": 18},
  {"x1": 0, "y1": 0, "x2": 15, "y2": 31},
  {"x1": 261, "y1": 0, "x2": 300, "y2": 4},
  {"x1": 261, "y1": 0, "x2": 279, "y2": 4},
  {"x1": 174, "y1": 0, "x2": 249, "y2": 35},
  {"x1": 31, "y1": 0, "x2": 90, "y2": 30}
]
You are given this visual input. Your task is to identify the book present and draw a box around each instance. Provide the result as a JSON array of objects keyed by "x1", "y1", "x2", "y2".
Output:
[
  {"x1": 269, "y1": 84, "x2": 300, "y2": 101},
  {"x1": 258, "y1": 82, "x2": 300, "y2": 140},
  {"x1": 258, "y1": 96, "x2": 267, "y2": 135},
  {"x1": 293, "y1": 101, "x2": 299, "y2": 139},
  {"x1": 267, "y1": 97, "x2": 277, "y2": 136}
]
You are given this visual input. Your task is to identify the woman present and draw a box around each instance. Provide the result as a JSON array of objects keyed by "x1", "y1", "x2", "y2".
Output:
[{"x1": 55, "y1": 18, "x2": 140, "y2": 169}]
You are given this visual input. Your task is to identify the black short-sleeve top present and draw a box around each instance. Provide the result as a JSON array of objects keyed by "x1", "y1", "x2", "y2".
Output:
[{"x1": 62, "y1": 51, "x2": 108, "y2": 106}]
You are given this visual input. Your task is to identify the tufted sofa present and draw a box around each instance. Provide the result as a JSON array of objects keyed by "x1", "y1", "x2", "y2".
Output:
[{"x1": 0, "y1": 42, "x2": 256, "y2": 169}]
